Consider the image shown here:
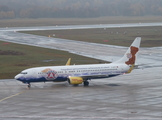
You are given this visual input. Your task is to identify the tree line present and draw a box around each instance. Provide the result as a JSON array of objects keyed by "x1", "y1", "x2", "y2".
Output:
[{"x1": 0, "y1": 0, "x2": 162, "y2": 19}]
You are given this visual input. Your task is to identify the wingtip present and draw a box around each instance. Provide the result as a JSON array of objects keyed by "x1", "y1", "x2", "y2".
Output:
[{"x1": 66, "y1": 58, "x2": 71, "y2": 66}]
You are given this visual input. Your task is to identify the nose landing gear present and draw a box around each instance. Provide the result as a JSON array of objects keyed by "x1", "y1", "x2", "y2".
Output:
[{"x1": 27, "y1": 83, "x2": 31, "y2": 89}]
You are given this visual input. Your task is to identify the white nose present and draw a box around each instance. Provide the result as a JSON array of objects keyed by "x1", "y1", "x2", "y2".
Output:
[{"x1": 14, "y1": 74, "x2": 20, "y2": 80}]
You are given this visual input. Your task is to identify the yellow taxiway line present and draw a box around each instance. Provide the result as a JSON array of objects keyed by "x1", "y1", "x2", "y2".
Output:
[{"x1": 0, "y1": 91, "x2": 26, "y2": 102}]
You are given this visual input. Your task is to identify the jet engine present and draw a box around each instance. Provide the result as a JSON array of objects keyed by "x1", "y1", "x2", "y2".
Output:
[{"x1": 68, "y1": 76, "x2": 83, "y2": 85}]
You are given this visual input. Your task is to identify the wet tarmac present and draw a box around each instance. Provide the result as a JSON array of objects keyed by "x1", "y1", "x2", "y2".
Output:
[
  {"x1": 1, "y1": 22, "x2": 162, "y2": 32},
  {"x1": 0, "y1": 65, "x2": 162, "y2": 120}
]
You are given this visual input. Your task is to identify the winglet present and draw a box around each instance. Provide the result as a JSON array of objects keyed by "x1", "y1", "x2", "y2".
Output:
[{"x1": 66, "y1": 58, "x2": 71, "y2": 66}]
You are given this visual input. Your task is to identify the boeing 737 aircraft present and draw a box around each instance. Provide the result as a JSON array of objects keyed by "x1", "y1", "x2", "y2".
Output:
[{"x1": 15, "y1": 37, "x2": 141, "y2": 88}]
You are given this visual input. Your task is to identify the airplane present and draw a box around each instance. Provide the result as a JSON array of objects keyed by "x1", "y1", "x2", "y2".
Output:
[{"x1": 15, "y1": 37, "x2": 141, "y2": 88}]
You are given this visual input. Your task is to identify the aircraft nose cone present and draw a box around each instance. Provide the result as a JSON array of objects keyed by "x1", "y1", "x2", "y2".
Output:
[
  {"x1": 15, "y1": 74, "x2": 20, "y2": 80},
  {"x1": 15, "y1": 74, "x2": 26, "y2": 83}
]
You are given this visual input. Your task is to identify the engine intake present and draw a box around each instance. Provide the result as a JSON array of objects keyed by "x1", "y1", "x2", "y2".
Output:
[{"x1": 68, "y1": 76, "x2": 83, "y2": 85}]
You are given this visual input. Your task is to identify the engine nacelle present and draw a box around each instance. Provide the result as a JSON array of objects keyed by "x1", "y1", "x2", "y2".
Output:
[{"x1": 68, "y1": 76, "x2": 83, "y2": 85}]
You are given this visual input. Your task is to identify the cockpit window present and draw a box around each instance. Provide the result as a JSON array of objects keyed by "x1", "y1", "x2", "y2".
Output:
[{"x1": 20, "y1": 72, "x2": 28, "y2": 74}]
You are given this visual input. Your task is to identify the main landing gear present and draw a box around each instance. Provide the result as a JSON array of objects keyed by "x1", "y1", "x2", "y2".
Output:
[{"x1": 83, "y1": 81, "x2": 89, "y2": 86}]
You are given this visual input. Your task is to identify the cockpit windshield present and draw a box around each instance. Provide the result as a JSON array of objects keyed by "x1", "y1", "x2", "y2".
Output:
[{"x1": 20, "y1": 72, "x2": 28, "y2": 74}]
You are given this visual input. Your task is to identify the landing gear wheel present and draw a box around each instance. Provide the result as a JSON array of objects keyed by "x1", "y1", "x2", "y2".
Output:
[
  {"x1": 84, "y1": 81, "x2": 89, "y2": 86},
  {"x1": 27, "y1": 84, "x2": 31, "y2": 89}
]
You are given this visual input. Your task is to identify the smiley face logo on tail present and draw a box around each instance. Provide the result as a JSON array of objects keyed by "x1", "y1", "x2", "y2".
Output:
[{"x1": 125, "y1": 46, "x2": 139, "y2": 65}]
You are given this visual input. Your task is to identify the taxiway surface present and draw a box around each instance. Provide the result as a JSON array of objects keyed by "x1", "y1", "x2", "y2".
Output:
[{"x1": 0, "y1": 66, "x2": 162, "y2": 120}]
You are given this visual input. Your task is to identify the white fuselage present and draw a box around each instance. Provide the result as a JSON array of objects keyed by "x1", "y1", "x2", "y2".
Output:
[{"x1": 15, "y1": 63, "x2": 130, "y2": 84}]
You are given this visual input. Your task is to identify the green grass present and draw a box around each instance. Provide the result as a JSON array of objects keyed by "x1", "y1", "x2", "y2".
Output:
[
  {"x1": 0, "y1": 41, "x2": 105, "y2": 79},
  {"x1": 21, "y1": 26, "x2": 162, "y2": 47}
]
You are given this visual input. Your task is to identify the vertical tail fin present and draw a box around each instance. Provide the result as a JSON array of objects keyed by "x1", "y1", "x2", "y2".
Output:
[{"x1": 113, "y1": 37, "x2": 141, "y2": 72}]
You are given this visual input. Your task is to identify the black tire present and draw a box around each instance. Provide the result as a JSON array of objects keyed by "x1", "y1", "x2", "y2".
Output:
[
  {"x1": 27, "y1": 84, "x2": 31, "y2": 89},
  {"x1": 84, "y1": 81, "x2": 89, "y2": 86}
]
